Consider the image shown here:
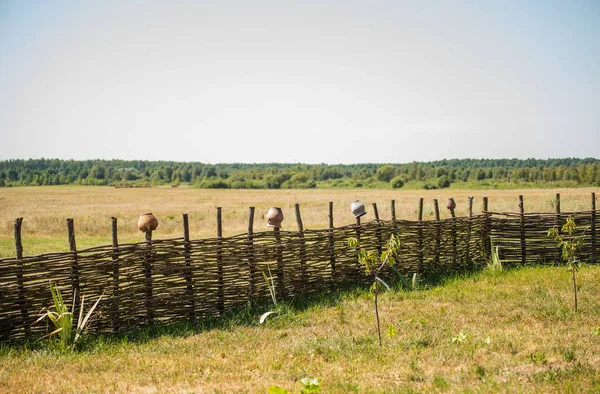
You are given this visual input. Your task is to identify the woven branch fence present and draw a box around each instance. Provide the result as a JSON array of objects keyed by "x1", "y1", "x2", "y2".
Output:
[{"x1": 0, "y1": 194, "x2": 598, "y2": 342}]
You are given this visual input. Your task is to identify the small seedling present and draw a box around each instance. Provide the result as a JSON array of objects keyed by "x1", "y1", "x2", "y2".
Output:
[
  {"x1": 530, "y1": 352, "x2": 548, "y2": 365},
  {"x1": 348, "y1": 234, "x2": 401, "y2": 346},
  {"x1": 268, "y1": 377, "x2": 321, "y2": 394},
  {"x1": 548, "y1": 216, "x2": 585, "y2": 312},
  {"x1": 475, "y1": 365, "x2": 486, "y2": 378},
  {"x1": 299, "y1": 377, "x2": 321, "y2": 393},
  {"x1": 386, "y1": 324, "x2": 397, "y2": 338},
  {"x1": 451, "y1": 332, "x2": 467, "y2": 344}
]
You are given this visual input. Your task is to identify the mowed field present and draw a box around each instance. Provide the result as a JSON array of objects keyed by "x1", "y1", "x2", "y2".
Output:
[{"x1": 1, "y1": 186, "x2": 599, "y2": 258}]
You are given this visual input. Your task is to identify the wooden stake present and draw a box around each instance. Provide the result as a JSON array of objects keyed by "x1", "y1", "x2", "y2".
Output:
[
  {"x1": 295, "y1": 203, "x2": 305, "y2": 232},
  {"x1": 449, "y1": 199, "x2": 457, "y2": 266},
  {"x1": 554, "y1": 194, "x2": 562, "y2": 262},
  {"x1": 15, "y1": 218, "x2": 23, "y2": 260},
  {"x1": 111, "y1": 217, "x2": 120, "y2": 331},
  {"x1": 274, "y1": 227, "x2": 286, "y2": 299},
  {"x1": 67, "y1": 218, "x2": 80, "y2": 309},
  {"x1": 373, "y1": 202, "x2": 382, "y2": 255},
  {"x1": 417, "y1": 198, "x2": 424, "y2": 274},
  {"x1": 519, "y1": 195, "x2": 526, "y2": 266},
  {"x1": 591, "y1": 193, "x2": 597, "y2": 264},
  {"x1": 355, "y1": 215, "x2": 362, "y2": 279},
  {"x1": 433, "y1": 199, "x2": 441, "y2": 267},
  {"x1": 143, "y1": 227, "x2": 154, "y2": 324},
  {"x1": 483, "y1": 196, "x2": 490, "y2": 259},
  {"x1": 372, "y1": 202, "x2": 380, "y2": 221},
  {"x1": 468, "y1": 196, "x2": 474, "y2": 218},
  {"x1": 247, "y1": 207, "x2": 256, "y2": 301},
  {"x1": 182, "y1": 214, "x2": 195, "y2": 319},
  {"x1": 14, "y1": 218, "x2": 29, "y2": 337},
  {"x1": 216, "y1": 207, "x2": 224, "y2": 315},
  {"x1": 327, "y1": 202, "x2": 336, "y2": 288},
  {"x1": 295, "y1": 203, "x2": 308, "y2": 291},
  {"x1": 466, "y1": 197, "x2": 474, "y2": 268}
]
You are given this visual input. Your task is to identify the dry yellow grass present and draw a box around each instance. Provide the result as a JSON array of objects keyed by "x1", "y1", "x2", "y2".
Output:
[
  {"x1": 0, "y1": 186, "x2": 598, "y2": 258},
  {"x1": 2, "y1": 186, "x2": 600, "y2": 392}
]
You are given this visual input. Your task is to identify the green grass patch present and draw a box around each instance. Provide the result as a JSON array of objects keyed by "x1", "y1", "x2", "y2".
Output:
[{"x1": 2, "y1": 266, "x2": 600, "y2": 392}]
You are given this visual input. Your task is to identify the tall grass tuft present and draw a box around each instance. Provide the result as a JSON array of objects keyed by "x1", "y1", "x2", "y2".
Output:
[
  {"x1": 488, "y1": 238, "x2": 503, "y2": 272},
  {"x1": 33, "y1": 281, "x2": 104, "y2": 350},
  {"x1": 260, "y1": 264, "x2": 278, "y2": 324}
]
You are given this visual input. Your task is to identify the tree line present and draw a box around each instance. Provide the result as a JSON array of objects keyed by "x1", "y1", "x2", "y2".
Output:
[{"x1": 0, "y1": 158, "x2": 599, "y2": 189}]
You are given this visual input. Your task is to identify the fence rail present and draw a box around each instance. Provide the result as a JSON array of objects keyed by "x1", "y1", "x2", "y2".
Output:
[{"x1": 1, "y1": 193, "x2": 598, "y2": 342}]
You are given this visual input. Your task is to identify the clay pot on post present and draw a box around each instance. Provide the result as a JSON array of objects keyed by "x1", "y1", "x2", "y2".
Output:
[
  {"x1": 266, "y1": 207, "x2": 284, "y2": 228},
  {"x1": 446, "y1": 198, "x2": 456, "y2": 218},
  {"x1": 138, "y1": 213, "x2": 159, "y2": 233},
  {"x1": 350, "y1": 200, "x2": 367, "y2": 218},
  {"x1": 446, "y1": 198, "x2": 456, "y2": 210}
]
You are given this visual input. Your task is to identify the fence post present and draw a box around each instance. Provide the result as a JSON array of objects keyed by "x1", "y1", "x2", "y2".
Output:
[
  {"x1": 519, "y1": 195, "x2": 526, "y2": 266},
  {"x1": 66, "y1": 218, "x2": 80, "y2": 311},
  {"x1": 468, "y1": 197, "x2": 474, "y2": 218},
  {"x1": 433, "y1": 199, "x2": 441, "y2": 267},
  {"x1": 466, "y1": 197, "x2": 473, "y2": 268},
  {"x1": 355, "y1": 215, "x2": 362, "y2": 280},
  {"x1": 448, "y1": 198, "x2": 457, "y2": 267},
  {"x1": 295, "y1": 203, "x2": 307, "y2": 292},
  {"x1": 391, "y1": 199, "x2": 396, "y2": 221},
  {"x1": 216, "y1": 207, "x2": 224, "y2": 315},
  {"x1": 482, "y1": 196, "x2": 490, "y2": 260},
  {"x1": 327, "y1": 202, "x2": 336, "y2": 289},
  {"x1": 111, "y1": 217, "x2": 120, "y2": 331},
  {"x1": 554, "y1": 193, "x2": 561, "y2": 230},
  {"x1": 591, "y1": 193, "x2": 597, "y2": 264},
  {"x1": 274, "y1": 226, "x2": 286, "y2": 299},
  {"x1": 143, "y1": 226, "x2": 154, "y2": 324},
  {"x1": 417, "y1": 197, "x2": 424, "y2": 274},
  {"x1": 373, "y1": 202, "x2": 382, "y2": 255},
  {"x1": 554, "y1": 194, "x2": 562, "y2": 263},
  {"x1": 247, "y1": 207, "x2": 256, "y2": 301},
  {"x1": 182, "y1": 214, "x2": 195, "y2": 319},
  {"x1": 14, "y1": 217, "x2": 30, "y2": 338}
]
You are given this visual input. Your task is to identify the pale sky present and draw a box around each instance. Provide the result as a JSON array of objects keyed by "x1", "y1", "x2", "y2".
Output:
[{"x1": 0, "y1": 0, "x2": 598, "y2": 164}]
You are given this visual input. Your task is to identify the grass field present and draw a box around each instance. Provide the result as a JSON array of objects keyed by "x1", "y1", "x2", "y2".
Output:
[
  {"x1": 1, "y1": 186, "x2": 598, "y2": 258},
  {"x1": 1, "y1": 265, "x2": 599, "y2": 393},
  {"x1": 2, "y1": 186, "x2": 600, "y2": 392}
]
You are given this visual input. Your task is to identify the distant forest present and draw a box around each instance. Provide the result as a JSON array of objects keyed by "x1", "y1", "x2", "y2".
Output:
[{"x1": 1, "y1": 158, "x2": 599, "y2": 190}]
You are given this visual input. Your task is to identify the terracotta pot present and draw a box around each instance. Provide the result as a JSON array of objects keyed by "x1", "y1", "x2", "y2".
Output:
[
  {"x1": 266, "y1": 207, "x2": 284, "y2": 228},
  {"x1": 350, "y1": 200, "x2": 366, "y2": 218},
  {"x1": 138, "y1": 213, "x2": 159, "y2": 232},
  {"x1": 446, "y1": 198, "x2": 456, "y2": 210}
]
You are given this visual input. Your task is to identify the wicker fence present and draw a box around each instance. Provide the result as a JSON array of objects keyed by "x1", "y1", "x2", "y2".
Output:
[{"x1": 1, "y1": 194, "x2": 598, "y2": 343}]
